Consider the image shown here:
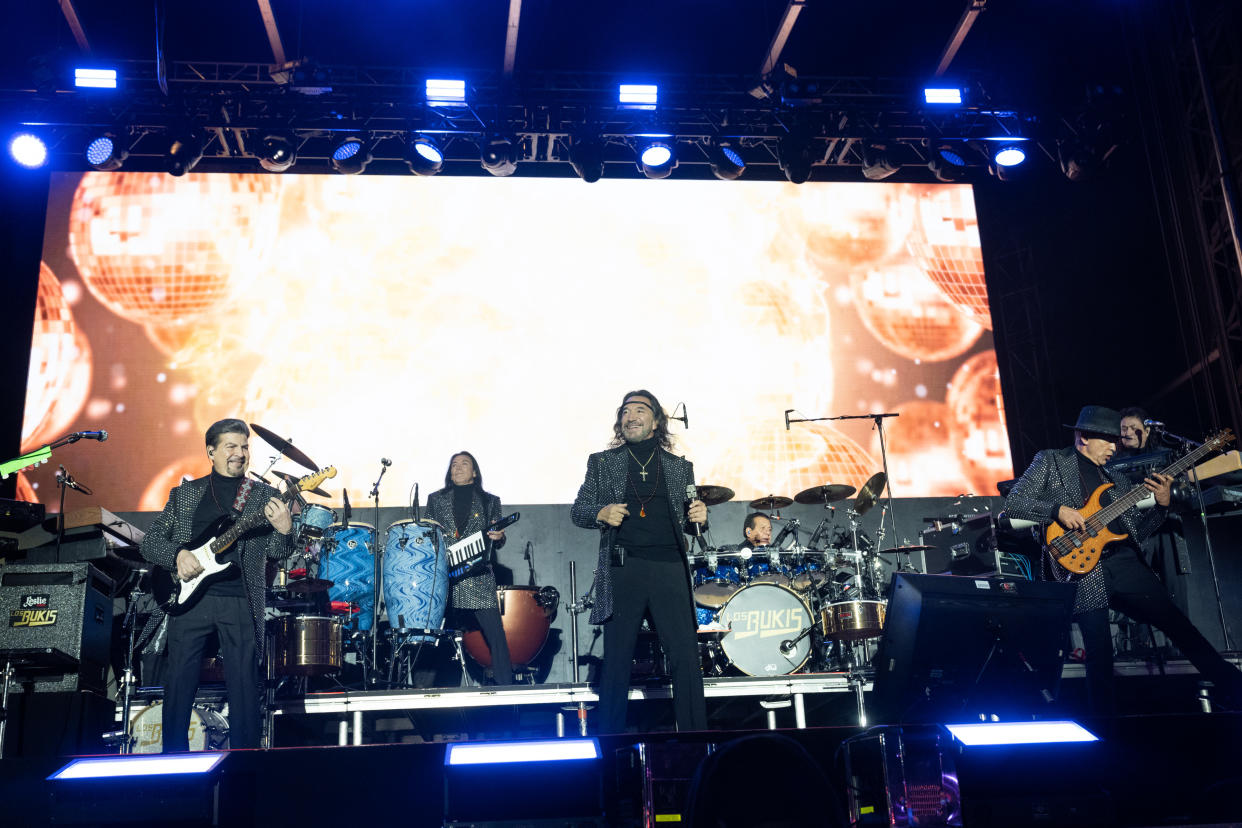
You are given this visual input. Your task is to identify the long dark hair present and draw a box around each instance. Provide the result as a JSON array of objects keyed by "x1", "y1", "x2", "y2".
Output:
[
  {"x1": 609, "y1": 389, "x2": 674, "y2": 450},
  {"x1": 442, "y1": 451, "x2": 484, "y2": 492}
]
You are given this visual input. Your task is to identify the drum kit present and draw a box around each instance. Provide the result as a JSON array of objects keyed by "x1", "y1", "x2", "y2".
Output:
[{"x1": 687, "y1": 473, "x2": 927, "y2": 678}]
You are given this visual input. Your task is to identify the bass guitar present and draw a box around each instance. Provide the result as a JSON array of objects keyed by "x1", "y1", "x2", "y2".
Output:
[
  {"x1": 1046, "y1": 430, "x2": 1234, "y2": 575},
  {"x1": 164, "y1": 466, "x2": 337, "y2": 613}
]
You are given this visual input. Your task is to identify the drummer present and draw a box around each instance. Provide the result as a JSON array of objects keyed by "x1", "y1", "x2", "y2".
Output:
[
  {"x1": 740, "y1": 512, "x2": 772, "y2": 550},
  {"x1": 426, "y1": 451, "x2": 514, "y2": 686}
]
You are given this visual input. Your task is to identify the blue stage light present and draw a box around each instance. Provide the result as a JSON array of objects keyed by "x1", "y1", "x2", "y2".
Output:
[
  {"x1": 333, "y1": 141, "x2": 360, "y2": 162},
  {"x1": 619, "y1": 84, "x2": 658, "y2": 108},
  {"x1": 330, "y1": 136, "x2": 371, "y2": 174},
  {"x1": 75, "y1": 67, "x2": 117, "y2": 89},
  {"x1": 706, "y1": 143, "x2": 745, "y2": 180},
  {"x1": 945, "y1": 721, "x2": 1099, "y2": 747},
  {"x1": 426, "y1": 78, "x2": 466, "y2": 104},
  {"x1": 49, "y1": 753, "x2": 227, "y2": 780},
  {"x1": 636, "y1": 139, "x2": 676, "y2": 179},
  {"x1": 85, "y1": 135, "x2": 117, "y2": 167},
  {"x1": 406, "y1": 135, "x2": 444, "y2": 176},
  {"x1": 993, "y1": 144, "x2": 1027, "y2": 167},
  {"x1": 640, "y1": 144, "x2": 672, "y2": 167},
  {"x1": 9, "y1": 133, "x2": 48, "y2": 168},
  {"x1": 938, "y1": 146, "x2": 967, "y2": 166},
  {"x1": 446, "y1": 738, "x2": 601, "y2": 766},
  {"x1": 924, "y1": 87, "x2": 962, "y2": 105}
]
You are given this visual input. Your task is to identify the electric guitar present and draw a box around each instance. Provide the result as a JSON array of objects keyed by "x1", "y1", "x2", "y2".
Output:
[
  {"x1": 1046, "y1": 430, "x2": 1234, "y2": 575},
  {"x1": 0, "y1": 446, "x2": 52, "y2": 479},
  {"x1": 164, "y1": 466, "x2": 337, "y2": 613}
]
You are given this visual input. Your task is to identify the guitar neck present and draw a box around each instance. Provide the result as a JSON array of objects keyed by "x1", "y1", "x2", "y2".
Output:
[
  {"x1": 1094, "y1": 441, "x2": 1217, "y2": 525},
  {"x1": 207, "y1": 487, "x2": 294, "y2": 555}
]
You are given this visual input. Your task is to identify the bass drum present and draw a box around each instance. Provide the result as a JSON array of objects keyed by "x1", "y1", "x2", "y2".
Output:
[
  {"x1": 130, "y1": 702, "x2": 229, "y2": 753},
  {"x1": 463, "y1": 586, "x2": 559, "y2": 668},
  {"x1": 717, "y1": 583, "x2": 811, "y2": 676}
]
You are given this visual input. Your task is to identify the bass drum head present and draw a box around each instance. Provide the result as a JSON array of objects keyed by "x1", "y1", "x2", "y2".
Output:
[
  {"x1": 717, "y1": 583, "x2": 811, "y2": 677},
  {"x1": 130, "y1": 702, "x2": 229, "y2": 753}
]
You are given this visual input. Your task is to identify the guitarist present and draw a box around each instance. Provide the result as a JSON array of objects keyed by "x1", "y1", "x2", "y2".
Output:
[
  {"x1": 1005, "y1": 405, "x2": 1242, "y2": 714},
  {"x1": 139, "y1": 419, "x2": 294, "y2": 751}
]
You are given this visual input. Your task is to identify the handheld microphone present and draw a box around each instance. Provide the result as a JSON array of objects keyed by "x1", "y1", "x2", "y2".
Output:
[
  {"x1": 1142, "y1": 419, "x2": 1165, "y2": 429},
  {"x1": 75, "y1": 430, "x2": 108, "y2": 442},
  {"x1": 779, "y1": 639, "x2": 795, "y2": 655},
  {"x1": 381, "y1": 457, "x2": 392, "y2": 467},
  {"x1": 784, "y1": 410, "x2": 792, "y2": 431}
]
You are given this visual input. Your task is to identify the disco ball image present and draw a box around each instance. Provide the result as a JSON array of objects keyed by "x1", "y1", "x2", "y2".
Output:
[
  {"x1": 139, "y1": 455, "x2": 208, "y2": 512},
  {"x1": 22, "y1": 262, "x2": 93, "y2": 451},
  {"x1": 797, "y1": 183, "x2": 918, "y2": 278},
  {"x1": 704, "y1": 420, "x2": 877, "y2": 500},
  {"x1": 946, "y1": 350, "x2": 1013, "y2": 496},
  {"x1": 850, "y1": 264, "x2": 983, "y2": 362},
  {"x1": 907, "y1": 186, "x2": 991, "y2": 330},
  {"x1": 68, "y1": 172, "x2": 283, "y2": 327},
  {"x1": 871, "y1": 400, "x2": 966, "y2": 497}
]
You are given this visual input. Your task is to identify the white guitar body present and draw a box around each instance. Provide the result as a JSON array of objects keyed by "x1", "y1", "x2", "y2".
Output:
[{"x1": 173, "y1": 540, "x2": 236, "y2": 608}]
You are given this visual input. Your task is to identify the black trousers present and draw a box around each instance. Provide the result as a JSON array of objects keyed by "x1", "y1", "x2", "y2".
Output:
[
  {"x1": 1076, "y1": 546, "x2": 1242, "y2": 714},
  {"x1": 598, "y1": 555, "x2": 706, "y2": 734},
  {"x1": 474, "y1": 606, "x2": 513, "y2": 685},
  {"x1": 163, "y1": 593, "x2": 260, "y2": 751}
]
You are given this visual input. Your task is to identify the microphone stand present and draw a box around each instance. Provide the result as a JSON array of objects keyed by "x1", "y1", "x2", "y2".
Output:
[
  {"x1": 787, "y1": 411, "x2": 901, "y2": 547},
  {"x1": 368, "y1": 461, "x2": 389, "y2": 686},
  {"x1": 53, "y1": 465, "x2": 91, "y2": 561},
  {"x1": 1161, "y1": 426, "x2": 1232, "y2": 649}
]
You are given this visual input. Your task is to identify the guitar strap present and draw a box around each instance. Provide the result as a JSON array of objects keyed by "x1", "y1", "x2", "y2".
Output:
[{"x1": 233, "y1": 478, "x2": 255, "y2": 513}]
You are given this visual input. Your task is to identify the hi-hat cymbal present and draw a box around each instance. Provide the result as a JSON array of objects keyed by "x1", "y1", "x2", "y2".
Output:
[
  {"x1": 794, "y1": 483, "x2": 857, "y2": 505},
  {"x1": 272, "y1": 469, "x2": 331, "y2": 498},
  {"x1": 250, "y1": 423, "x2": 320, "y2": 472},
  {"x1": 749, "y1": 495, "x2": 793, "y2": 510},
  {"x1": 855, "y1": 472, "x2": 888, "y2": 516},
  {"x1": 287, "y1": 578, "x2": 333, "y2": 594},
  {"x1": 695, "y1": 485, "x2": 736, "y2": 506}
]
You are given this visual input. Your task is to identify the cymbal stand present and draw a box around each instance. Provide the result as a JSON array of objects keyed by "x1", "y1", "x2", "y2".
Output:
[
  {"x1": 561, "y1": 561, "x2": 591, "y2": 736},
  {"x1": 367, "y1": 460, "x2": 389, "y2": 687},
  {"x1": 115, "y1": 572, "x2": 146, "y2": 753}
]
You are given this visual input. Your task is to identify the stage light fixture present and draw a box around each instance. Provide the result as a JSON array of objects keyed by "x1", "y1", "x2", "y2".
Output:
[
  {"x1": 50, "y1": 753, "x2": 227, "y2": 779},
  {"x1": 85, "y1": 132, "x2": 127, "y2": 171},
  {"x1": 706, "y1": 143, "x2": 746, "y2": 180},
  {"x1": 567, "y1": 137, "x2": 605, "y2": 183},
  {"x1": 924, "y1": 86, "x2": 963, "y2": 105},
  {"x1": 426, "y1": 78, "x2": 466, "y2": 105},
  {"x1": 993, "y1": 144, "x2": 1027, "y2": 167},
  {"x1": 636, "y1": 139, "x2": 676, "y2": 179},
  {"x1": 928, "y1": 156, "x2": 965, "y2": 182},
  {"x1": 619, "y1": 84, "x2": 658, "y2": 109},
  {"x1": 861, "y1": 143, "x2": 899, "y2": 181},
  {"x1": 257, "y1": 133, "x2": 297, "y2": 172},
  {"x1": 330, "y1": 136, "x2": 372, "y2": 174},
  {"x1": 946, "y1": 721, "x2": 1099, "y2": 747},
  {"x1": 165, "y1": 131, "x2": 204, "y2": 176},
  {"x1": 74, "y1": 67, "x2": 117, "y2": 89},
  {"x1": 936, "y1": 144, "x2": 967, "y2": 167},
  {"x1": 8, "y1": 132, "x2": 48, "y2": 168},
  {"x1": 479, "y1": 135, "x2": 519, "y2": 177},
  {"x1": 405, "y1": 135, "x2": 444, "y2": 176},
  {"x1": 778, "y1": 133, "x2": 814, "y2": 184}
]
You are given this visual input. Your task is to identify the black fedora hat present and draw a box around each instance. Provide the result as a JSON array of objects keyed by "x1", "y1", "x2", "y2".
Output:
[{"x1": 1063, "y1": 405, "x2": 1123, "y2": 438}]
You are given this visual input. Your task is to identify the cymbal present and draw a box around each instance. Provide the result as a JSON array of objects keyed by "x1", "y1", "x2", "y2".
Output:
[
  {"x1": 794, "y1": 483, "x2": 856, "y2": 505},
  {"x1": 696, "y1": 485, "x2": 735, "y2": 506},
  {"x1": 250, "y1": 423, "x2": 319, "y2": 472},
  {"x1": 287, "y1": 578, "x2": 333, "y2": 594},
  {"x1": 272, "y1": 469, "x2": 331, "y2": 498},
  {"x1": 749, "y1": 495, "x2": 793, "y2": 510},
  {"x1": 855, "y1": 472, "x2": 888, "y2": 516}
]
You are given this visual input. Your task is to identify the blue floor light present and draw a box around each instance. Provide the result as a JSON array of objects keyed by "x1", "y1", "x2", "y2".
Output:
[
  {"x1": 49, "y1": 752, "x2": 227, "y2": 780},
  {"x1": 444, "y1": 738, "x2": 603, "y2": 823},
  {"x1": 946, "y1": 720, "x2": 1099, "y2": 746}
]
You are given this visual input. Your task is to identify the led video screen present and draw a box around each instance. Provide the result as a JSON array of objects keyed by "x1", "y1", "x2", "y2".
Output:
[{"x1": 20, "y1": 173, "x2": 1011, "y2": 510}]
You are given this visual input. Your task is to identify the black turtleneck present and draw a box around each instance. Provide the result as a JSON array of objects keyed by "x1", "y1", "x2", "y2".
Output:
[
  {"x1": 193, "y1": 470, "x2": 246, "y2": 595},
  {"x1": 615, "y1": 435, "x2": 679, "y2": 558},
  {"x1": 452, "y1": 484, "x2": 475, "y2": 538}
]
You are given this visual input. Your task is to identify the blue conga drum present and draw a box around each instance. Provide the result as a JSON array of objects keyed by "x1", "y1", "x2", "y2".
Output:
[
  {"x1": 382, "y1": 519, "x2": 449, "y2": 643},
  {"x1": 321, "y1": 522, "x2": 376, "y2": 630}
]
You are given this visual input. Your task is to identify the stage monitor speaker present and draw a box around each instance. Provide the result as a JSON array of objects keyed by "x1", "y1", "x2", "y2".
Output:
[
  {"x1": 0, "y1": 562, "x2": 113, "y2": 693},
  {"x1": 871, "y1": 573, "x2": 1076, "y2": 724}
]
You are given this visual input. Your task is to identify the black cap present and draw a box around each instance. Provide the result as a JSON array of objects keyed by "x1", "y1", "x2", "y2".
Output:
[{"x1": 1063, "y1": 405, "x2": 1123, "y2": 438}]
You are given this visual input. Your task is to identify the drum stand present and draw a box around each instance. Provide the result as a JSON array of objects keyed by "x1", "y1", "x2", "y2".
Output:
[
  {"x1": 105, "y1": 574, "x2": 147, "y2": 753},
  {"x1": 558, "y1": 561, "x2": 592, "y2": 737}
]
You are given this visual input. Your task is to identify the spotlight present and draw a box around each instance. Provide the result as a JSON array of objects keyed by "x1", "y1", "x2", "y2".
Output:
[
  {"x1": 636, "y1": 139, "x2": 676, "y2": 179},
  {"x1": 935, "y1": 143, "x2": 968, "y2": 167},
  {"x1": 928, "y1": 156, "x2": 965, "y2": 182},
  {"x1": 861, "y1": 143, "x2": 899, "y2": 181},
  {"x1": 85, "y1": 132, "x2": 126, "y2": 171},
  {"x1": 480, "y1": 135, "x2": 519, "y2": 177},
  {"x1": 9, "y1": 132, "x2": 49, "y2": 168},
  {"x1": 567, "y1": 137, "x2": 605, "y2": 183},
  {"x1": 993, "y1": 144, "x2": 1026, "y2": 167},
  {"x1": 425, "y1": 78, "x2": 466, "y2": 105},
  {"x1": 619, "y1": 84, "x2": 658, "y2": 109},
  {"x1": 924, "y1": 87, "x2": 963, "y2": 105},
  {"x1": 257, "y1": 133, "x2": 297, "y2": 172},
  {"x1": 330, "y1": 136, "x2": 371, "y2": 175},
  {"x1": 1058, "y1": 141, "x2": 1095, "y2": 182},
  {"x1": 405, "y1": 135, "x2": 444, "y2": 176},
  {"x1": 165, "y1": 131, "x2": 204, "y2": 176},
  {"x1": 777, "y1": 133, "x2": 814, "y2": 184},
  {"x1": 74, "y1": 67, "x2": 117, "y2": 89},
  {"x1": 706, "y1": 143, "x2": 746, "y2": 181}
]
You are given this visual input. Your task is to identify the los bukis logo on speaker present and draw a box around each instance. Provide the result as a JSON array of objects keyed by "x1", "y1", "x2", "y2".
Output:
[{"x1": 9, "y1": 594, "x2": 58, "y2": 627}]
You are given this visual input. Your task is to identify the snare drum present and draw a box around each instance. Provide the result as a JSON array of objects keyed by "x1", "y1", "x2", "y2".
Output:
[
  {"x1": 272, "y1": 615, "x2": 343, "y2": 675},
  {"x1": 717, "y1": 583, "x2": 812, "y2": 676},
  {"x1": 692, "y1": 564, "x2": 743, "y2": 609},
  {"x1": 130, "y1": 702, "x2": 229, "y2": 753},
  {"x1": 383, "y1": 519, "x2": 449, "y2": 643},
  {"x1": 295, "y1": 503, "x2": 337, "y2": 541},
  {"x1": 819, "y1": 600, "x2": 886, "y2": 641},
  {"x1": 321, "y1": 522, "x2": 376, "y2": 630}
]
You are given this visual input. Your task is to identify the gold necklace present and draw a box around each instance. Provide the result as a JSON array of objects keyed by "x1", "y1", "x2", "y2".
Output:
[{"x1": 627, "y1": 448, "x2": 657, "y2": 482}]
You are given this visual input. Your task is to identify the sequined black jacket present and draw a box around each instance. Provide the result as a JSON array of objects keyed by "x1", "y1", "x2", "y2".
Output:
[{"x1": 426, "y1": 487, "x2": 505, "y2": 611}]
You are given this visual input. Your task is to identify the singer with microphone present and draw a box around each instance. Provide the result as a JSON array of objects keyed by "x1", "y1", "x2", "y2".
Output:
[
  {"x1": 426, "y1": 451, "x2": 513, "y2": 686},
  {"x1": 571, "y1": 389, "x2": 708, "y2": 734}
]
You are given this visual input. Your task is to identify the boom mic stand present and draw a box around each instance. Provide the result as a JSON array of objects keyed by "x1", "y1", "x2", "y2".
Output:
[{"x1": 368, "y1": 459, "x2": 390, "y2": 686}]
